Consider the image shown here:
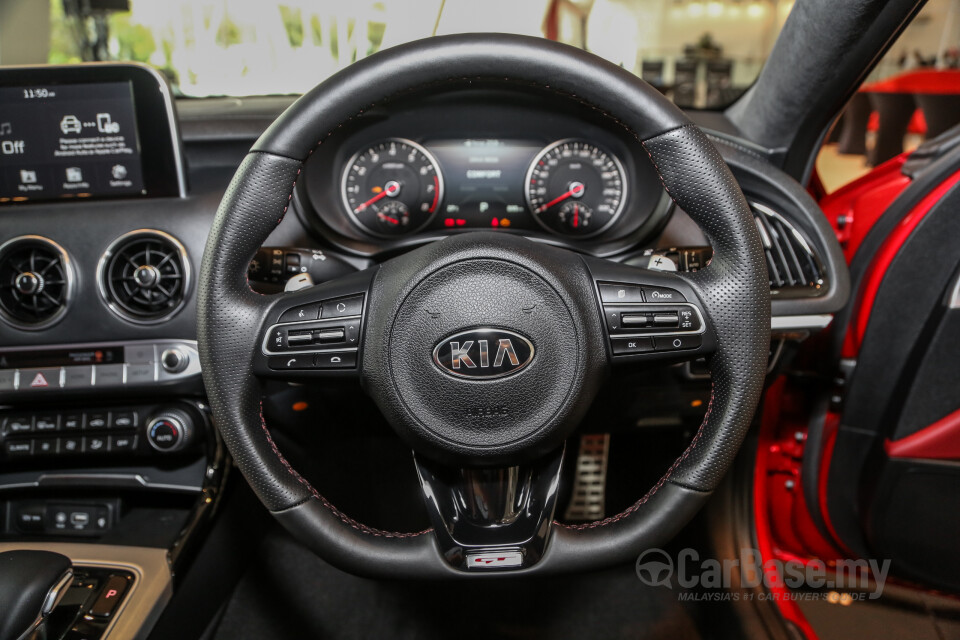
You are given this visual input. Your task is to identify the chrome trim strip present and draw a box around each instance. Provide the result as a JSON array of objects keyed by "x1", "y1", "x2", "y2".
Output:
[
  {"x1": 770, "y1": 314, "x2": 833, "y2": 331},
  {"x1": 0, "y1": 235, "x2": 75, "y2": 332},
  {"x1": 947, "y1": 268, "x2": 960, "y2": 309},
  {"x1": 0, "y1": 542, "x2": 172, "y2": 640}
]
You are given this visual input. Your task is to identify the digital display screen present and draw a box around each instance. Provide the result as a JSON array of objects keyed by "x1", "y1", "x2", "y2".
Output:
[
  {"x1": 427, "y1": 139, "x2": 541, "y2": 230},
  {"x1": 0, "y1": 82, "x2": 145, "y2": 203},
  {"x1": 0, "y1": 347, "x2": 124, "y2": 369}
]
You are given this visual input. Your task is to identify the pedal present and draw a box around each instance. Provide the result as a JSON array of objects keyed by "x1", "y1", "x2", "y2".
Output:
[{"x1": 563, "y1": 434, "x2": 610, "y2": 521}]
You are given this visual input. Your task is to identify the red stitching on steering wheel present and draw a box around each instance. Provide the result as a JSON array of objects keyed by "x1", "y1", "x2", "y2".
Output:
[
  {"x1": 257, "y1": 401, "x2": 432, "y2": 539},
  {"x1": 557, "y1": 385, "x2": 714, "y2": 530}
]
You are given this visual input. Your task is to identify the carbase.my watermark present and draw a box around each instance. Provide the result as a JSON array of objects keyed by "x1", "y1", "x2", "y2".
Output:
[{"x1": 636, "y1": 548, "x2": 890, "y2": 600}]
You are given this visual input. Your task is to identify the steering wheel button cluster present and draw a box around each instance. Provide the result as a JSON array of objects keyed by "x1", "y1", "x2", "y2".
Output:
[
  {"x1": 653, "y1": 335, "x2": 702, "y2": 351},
  {"x1": 598, "y1": 282, "x2": 644, "y2": 303},
  {"x1": 642, "y1": 286, "x2": 685, "y2": 302},
  {"x1": 611, "y1": 337, "x2": 655, "y2": 354},
  {"x1": 279, "y1": 303, "x2": 321, "y2": 323},
  {"x1": 314, "y1": 352, "x2": 356, "y2": 369},
  {"x1": 320, "y1": 295, "x2": 363, "y2": 318}
]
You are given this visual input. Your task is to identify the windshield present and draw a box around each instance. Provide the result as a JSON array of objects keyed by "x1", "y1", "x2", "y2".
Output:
[{"x1": 4, "y1": 0, "x2": 795, "y2": 107}]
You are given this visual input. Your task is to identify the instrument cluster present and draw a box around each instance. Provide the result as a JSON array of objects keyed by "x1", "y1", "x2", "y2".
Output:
[
  {"x1": 296, "y1": 90, "x2": 670, "y2": 254},
  {"x1": 339, "y1": 137, "x2": 627, "y2": 239}
]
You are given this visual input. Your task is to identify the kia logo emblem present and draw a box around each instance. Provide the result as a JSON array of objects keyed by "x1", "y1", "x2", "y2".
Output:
[{"x1": 432, "y1": 328, "x2": 535, "y2": 380}]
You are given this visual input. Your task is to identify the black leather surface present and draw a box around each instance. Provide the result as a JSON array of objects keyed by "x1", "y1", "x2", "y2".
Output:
[
  {"x1": 0, "y1": 550, "x2": 71, "y2": 640},
  {"x1": 198, "y1": 152, "x2": 315, "y2": 511},
  {"x1": 200, "y1": 33, "x2": 768, "y2": 575},
  {"x1": 253, "y1": 34, "x2": 686, "y2": 161},
  {"x1": 643, "y1": 126, "x2": 770, "y2": 491}
]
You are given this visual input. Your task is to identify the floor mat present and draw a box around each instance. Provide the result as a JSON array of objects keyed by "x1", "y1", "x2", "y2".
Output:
[{"x1": 213, "y1": 527, "x2": 734, "y2": 640}]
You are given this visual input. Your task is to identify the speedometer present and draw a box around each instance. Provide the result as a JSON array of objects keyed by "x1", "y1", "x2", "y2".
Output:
[
  {"x1": 341, "y1": 138, "x2": 443, "y2": 237},
  {"x1": 524, "y1": 139, "x2": 626, "y2": 236}
]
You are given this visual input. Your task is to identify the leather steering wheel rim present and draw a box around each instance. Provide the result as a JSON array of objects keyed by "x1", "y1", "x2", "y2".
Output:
[{"x1": 197, "y1": 33, "x2": 770, "y2": 578}]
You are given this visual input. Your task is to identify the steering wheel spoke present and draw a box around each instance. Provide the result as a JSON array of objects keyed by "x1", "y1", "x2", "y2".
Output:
[
  {"x1": 584, "y1": 256, "x2": 718, "y2": 366},
  {"x1": 251, "y1": 267, "x2": 376, "y2": 381},
  {"x1": 414, "y1": 448, "x2": 565, "y2": 572}
]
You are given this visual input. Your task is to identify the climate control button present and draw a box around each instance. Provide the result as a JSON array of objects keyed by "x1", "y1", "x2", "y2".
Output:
[{"x1": 146, "y1": 410, "x2": 192, "y2": 453}]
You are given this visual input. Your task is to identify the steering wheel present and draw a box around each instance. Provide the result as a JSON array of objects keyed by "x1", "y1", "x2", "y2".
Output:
[{"x1": 197, "y1": 34, "x2": 769, "y2": 578}]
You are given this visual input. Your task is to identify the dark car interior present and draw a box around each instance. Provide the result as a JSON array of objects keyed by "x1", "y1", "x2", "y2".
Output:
[{"x1": 1, "y1": 0, "x2": 960, "y2": 638}]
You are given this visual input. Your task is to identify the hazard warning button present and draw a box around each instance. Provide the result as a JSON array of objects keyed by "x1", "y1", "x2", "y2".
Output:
[{"x1": 20, "y1": 368, "x2": 63, "y2": 391}]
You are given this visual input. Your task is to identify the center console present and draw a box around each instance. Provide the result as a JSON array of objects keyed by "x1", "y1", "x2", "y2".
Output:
[{"x1": 0, "y1": 64, "x2": 216, "y2": 640}]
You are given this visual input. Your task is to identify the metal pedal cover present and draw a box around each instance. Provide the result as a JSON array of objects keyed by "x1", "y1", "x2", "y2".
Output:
[{"x1": 563, "y1": 434, "x2": 610, "y2": 521}]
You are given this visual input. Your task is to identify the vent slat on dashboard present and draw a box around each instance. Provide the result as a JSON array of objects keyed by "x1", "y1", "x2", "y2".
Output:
[
  {"x1": 0, "y1": 236, "x2": 72, "y2": 330},
  {"x1": 99, "y1": 230, "x2": 190, "y2": 324},
  {"x1": 751, "y1": 203, "x2": 824, "y2": 297}
]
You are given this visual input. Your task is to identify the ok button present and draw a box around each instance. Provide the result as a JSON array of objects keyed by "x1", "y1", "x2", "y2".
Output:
[{"x1": 611, "y1": 337, "x2": 654, "y2": 355}]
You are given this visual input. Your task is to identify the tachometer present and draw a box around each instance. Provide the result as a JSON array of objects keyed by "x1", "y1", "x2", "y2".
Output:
[
  {"x1": 341, "y1": 138, "x2": 443, "y2": 236},
  {"x1": 524, "y1": 139, "x2": 626, "y2": 236}
]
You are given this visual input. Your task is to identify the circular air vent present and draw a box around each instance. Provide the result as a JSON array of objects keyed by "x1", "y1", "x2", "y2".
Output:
[
  {"x1": 98, "y1": 230, "x2": 190, "y2": 324},
  {"x1": 0, "y1": 236, "x2": 73, "y2": 330}
]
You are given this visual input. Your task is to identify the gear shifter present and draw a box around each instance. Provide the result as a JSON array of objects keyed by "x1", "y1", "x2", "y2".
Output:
[{"x1": 0, "y1": 551, "x2": 73, "y2": 640}]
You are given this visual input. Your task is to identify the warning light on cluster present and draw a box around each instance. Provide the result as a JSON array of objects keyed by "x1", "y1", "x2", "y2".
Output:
[
  {"x1": 491, "y1": 218, "x2": 511, "y2": 228},
  {"x1": 444, "y1": 218, "x2": 467, "y2": 227}
]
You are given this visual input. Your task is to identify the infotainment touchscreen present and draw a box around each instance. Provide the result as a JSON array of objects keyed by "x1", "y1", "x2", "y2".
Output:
[{"x1": 0, "y1": 81, "x2": 145, "y2": 202}]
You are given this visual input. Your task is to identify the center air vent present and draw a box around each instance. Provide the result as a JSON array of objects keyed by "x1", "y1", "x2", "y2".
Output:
[
  {"x1": 751, "y1": 202, "x2": 825, "y2": 297},
  {"x1": 99, "y1": 230, "x2": 190, "y2": 324},
  {"x1": 0, "y1": 236, "x2": 73, "y2": 330}
]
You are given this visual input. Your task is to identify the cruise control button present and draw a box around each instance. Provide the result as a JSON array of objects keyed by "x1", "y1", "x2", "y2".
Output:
[
  {"x1": 268, "y1": 355, "x2": 316, "y2": 370},
  {"x1": 653, "y1": 313, "x2": 680, "y2": 326},
  {"x1": 280, "y1": 303, "x2": 321, "y2": 323},
  {"x1": 654, "y1": 335, "x2": 702, "y2": 351},
  {"x1": 621, "y1": 314, "x2": 649, "y2": 327},
  {"x1": 643, "y1": 286, "x2": 685, "y2": 303},
  {"x1": 314, "y1": 352, "x2": 357, "y2": 369},
  {"x1": 321, "y1": 296, "x2": 363, "y2": 318},
  {"x1": 610, "y1": 337, "x2": 655, "y2": 355},
  {"x1": 598, "y1": 283, "x2": 644, "y2": 303},
  {"x1": 3, "y1": 415, "x2": 33, "y2": 434}
]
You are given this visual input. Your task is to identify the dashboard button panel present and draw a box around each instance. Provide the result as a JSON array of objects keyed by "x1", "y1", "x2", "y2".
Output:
[
  {"x1": 0, "y1": 340, "x2": 200, "y2": 397},
  {"x1": 0, "y1": 405, "x2": 200, "y2": 462}
]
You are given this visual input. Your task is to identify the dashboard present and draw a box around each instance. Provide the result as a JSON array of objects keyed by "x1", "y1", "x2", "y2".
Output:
[{"x1": 0, "y1": 63, "x2": 850, "y2": 638}]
